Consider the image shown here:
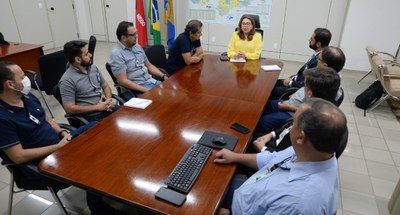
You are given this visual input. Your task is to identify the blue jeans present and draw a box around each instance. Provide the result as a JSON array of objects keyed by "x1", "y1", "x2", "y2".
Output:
[
  {"x1": 122, "y1": 80, "x2": 161, "y2": 99},
  {"x1": 255, "y1": 100, "x2": 292, "y2": 134}
]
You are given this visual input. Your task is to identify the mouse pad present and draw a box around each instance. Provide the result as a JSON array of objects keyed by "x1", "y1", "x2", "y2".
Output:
[{"x1": 197, "y1": 130, "x2": 238, "y2": 151}]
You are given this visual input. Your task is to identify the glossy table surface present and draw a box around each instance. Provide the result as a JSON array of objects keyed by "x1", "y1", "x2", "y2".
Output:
[
  {"x1": 39, "y1": 55, "x2": 282, "y2": 214},
  {"x1": 161, "y1": 55, "x2": 283, "y2": 103}
]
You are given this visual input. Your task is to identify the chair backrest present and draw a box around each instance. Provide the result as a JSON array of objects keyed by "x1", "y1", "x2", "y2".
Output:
[
  {"x1": 371, "y1": 52, "x2": 386, "y2": 81},
  {"x1": 105, "y1": 63, "x2": 119, "y2": 88},
  {"x1": 105, "y1": 63, "x2": 125, "y2": 98},
  {"x1": 52, "y1": 83, "x2": 63, "y2": 107},
  {"x1": 88, "y1": 35, "x2": 96, "y2": 60},
  {"x1": 335, "y1": 127, "x2": 348, "y2": 159},
  {"x1": 396, "y1": 44, "x2": 400, "y2": 61},
  {"x1": 144, "y1": 44, "x2": 167, "y2": 70},
  {"x1": 366, "y1": 46, "x2": 378, "y2": 72},
  {"x1": 255, "y1": 29, "x2": 264, "y2": 39},
  {"x1": 38, "y1": 50, "x2": 68, "y2": 95}
]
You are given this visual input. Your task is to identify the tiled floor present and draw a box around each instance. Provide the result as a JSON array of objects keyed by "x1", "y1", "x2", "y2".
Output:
[{"x1": 1, "y1": 41, "x2": 399, "y2": 215}]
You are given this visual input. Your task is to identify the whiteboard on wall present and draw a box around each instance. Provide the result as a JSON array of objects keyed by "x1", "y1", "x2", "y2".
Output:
[{"x1": 188, "y1": 0, "x2": 272, "y2": 28}]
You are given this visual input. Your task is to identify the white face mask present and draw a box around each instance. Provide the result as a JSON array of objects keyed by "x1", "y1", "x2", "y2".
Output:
[{"x1": 13, "y1": 76, "x2": 31, "y2": 95}]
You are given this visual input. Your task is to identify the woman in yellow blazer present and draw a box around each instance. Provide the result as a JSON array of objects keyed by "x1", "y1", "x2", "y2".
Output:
[{"x1": 227, "y1": 15, "x2": 263, "y2": 60}]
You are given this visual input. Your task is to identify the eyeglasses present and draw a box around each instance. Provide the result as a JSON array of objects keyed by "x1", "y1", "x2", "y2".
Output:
[
  {"x1": 126, "y1": 32, "x2": 137, "y2": 37},
  {"x1": 241, "y1": 22, "x2": 252, "y2": 26}
]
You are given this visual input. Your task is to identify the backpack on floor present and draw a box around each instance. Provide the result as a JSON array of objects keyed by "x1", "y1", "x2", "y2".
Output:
[{"x1": 355, "y1": 80, "x2": 384, "y2": 112}]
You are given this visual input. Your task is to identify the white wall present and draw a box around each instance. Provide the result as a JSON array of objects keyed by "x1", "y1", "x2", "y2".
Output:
[
  {"x1": 73, "y1": 0, "x2": 91, "y2": 40},
  {"x1": 73, "y1": 0, "x2": 348, "y2": 63},
  {"x1": 174, "y1": 0, "x2": 348, "y2": 62},
  {"x1": 340, "y1": 0, "x2": 400, "y2": 71}
]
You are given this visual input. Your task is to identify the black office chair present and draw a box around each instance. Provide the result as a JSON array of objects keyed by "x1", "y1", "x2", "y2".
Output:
[
  {"x1": 88, "y1": 35, "x2": 96, "y2": 61},
  {"x1": 25, "y1": 50, "x2": 69, "y2": 118},
  {"x1": 52, "y1": 83, "x2": 125, "y2": 127},
  {"x1": 335, "y1": 127, "x2": 348, "y2": 158},
  {"x1": 144, "y1": 44, "x2": 168, "y2": 75},
  {"x1": 0, "y1": 124, "x2": 74, "y2": 215},
  {"x1": 25, "y1": 70, "x2": 54, "y2": 118},
  {"x1": 105, "y1": 63, "x2": 137, "y2": 101}
]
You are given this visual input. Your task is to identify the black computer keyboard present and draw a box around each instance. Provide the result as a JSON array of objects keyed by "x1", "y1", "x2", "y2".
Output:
[{"x1": 165, "y1": 144, "x2": 212, "y2": 193}]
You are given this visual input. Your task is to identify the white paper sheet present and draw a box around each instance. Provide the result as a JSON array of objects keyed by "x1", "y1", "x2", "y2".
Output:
[{"x1": 124, "y1": 98, "x2": 152, "y2": 109}]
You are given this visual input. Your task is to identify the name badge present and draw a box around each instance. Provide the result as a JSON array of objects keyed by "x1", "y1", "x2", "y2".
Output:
[{"x1": 29, "y1": 113, "x2": 40, "y2": 125}]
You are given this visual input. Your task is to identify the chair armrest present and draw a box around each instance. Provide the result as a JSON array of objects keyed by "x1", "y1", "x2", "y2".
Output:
[
  {"x1": 114, "y1": 83, "x2": 137, "y2": 100},
  {"x1": 112, "y1": 94, "x2": 126, "y2": 105},
  {"x1": 1, "y1": 160, "x2": 39, "y2": 175},
  {"x1": 279, "y1": 87, "x2": 300, "y2": 100},
  {"x1": 382, "y1": 62, "x2": 400, "y2": 77},
  {"x1": 58, "y1": 123, "x2": 76, "y2": 131},
  {"x1": 376, "y1": 51, "x2": 396, "y2": 61},
  {"x1": 1, "y1": 160, "x2": 14, "y2": 167},
  {"x1": 64, "y1": 115, "x2": 89, "y2": 127},
  {"x1": 24, "y1": 70, "x2": 37, "y2": 76},
  {"x1": 384, "y1": 74, "x2": 400, "y2": 78}
]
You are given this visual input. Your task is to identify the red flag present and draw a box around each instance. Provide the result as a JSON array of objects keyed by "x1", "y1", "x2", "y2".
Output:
[{"x1": 136, "y1": 0, "x2": 147, "y2": 47}]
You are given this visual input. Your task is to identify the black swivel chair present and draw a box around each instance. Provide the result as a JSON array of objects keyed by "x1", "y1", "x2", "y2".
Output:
[
  {"x1": 105, "y1": 63, "x2": 137, "y2": 101},
  {"x1": 144, "y1": 44, "x2": 168, "y2": 75},
  {"x1": 25, "y1": 70, "x2": 54, "y2": 118},
  {"x1": 0, "y1": 124, "x2": 74, "y2": 215},
  {"x1": 335, "y1": 127, "x2": 348, "y2": 158},
  {"x1": 88, "y1": 35, "x2": 96, "y2": 61},
  {"x1": 26, "y1": 50, "x2": 69, "y2": 118}
]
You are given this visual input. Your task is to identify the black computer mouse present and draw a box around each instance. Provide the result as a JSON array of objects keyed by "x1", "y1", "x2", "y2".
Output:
[{"x1": 212, "y1": 136, "x2": 227, "y2": 145}]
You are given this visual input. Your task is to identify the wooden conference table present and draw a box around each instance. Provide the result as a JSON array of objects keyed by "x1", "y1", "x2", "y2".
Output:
[
  {"x1": 0, "y1": 42, "x2": 43, "y2": 72},
  {"x1": 39, "y1": 55, "x2": 283, "y2": 214}
]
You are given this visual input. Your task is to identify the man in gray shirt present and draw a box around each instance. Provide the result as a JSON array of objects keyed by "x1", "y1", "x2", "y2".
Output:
[
  {"x1": 108, "y1": 21, "x2": 167, "y2": 99},
  {"x1": 60, "y1": 40, "x2": 117, "y2": 121}
]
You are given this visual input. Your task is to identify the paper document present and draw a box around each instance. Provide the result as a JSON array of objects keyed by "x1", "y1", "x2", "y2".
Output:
[
  {"x1": 230, "y1": 58, "x2": 246, "y2": 63},
  {"x1": 261, "y1": 65, "x2": 281, "y2": 71},
  {"x1": 124, "y1": 98, "x2": 152, "y2": 109}
]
